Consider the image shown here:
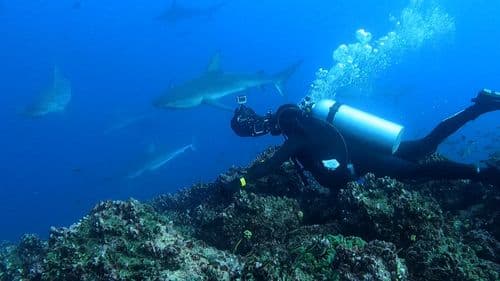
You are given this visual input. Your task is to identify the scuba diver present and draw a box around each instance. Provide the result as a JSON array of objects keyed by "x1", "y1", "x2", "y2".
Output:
[{"x1": 230, "y1": 89, "x2": 500, "y2": 189}]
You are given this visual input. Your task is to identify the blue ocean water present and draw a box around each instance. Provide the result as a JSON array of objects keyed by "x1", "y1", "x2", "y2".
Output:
[{"x1": 0, "y1": 0, "x2": 498, "y2": 241}]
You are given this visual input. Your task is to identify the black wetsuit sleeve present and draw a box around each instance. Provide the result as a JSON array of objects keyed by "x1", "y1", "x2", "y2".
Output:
[{"x1": 246, "y1": 139, "x2": 301, "y2": 181}]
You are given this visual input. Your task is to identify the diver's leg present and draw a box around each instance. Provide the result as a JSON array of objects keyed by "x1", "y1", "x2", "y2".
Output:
[
  {"x1": 397, "y1": 160, "x2": 499, "y2": 186},
  {"x1": 397, "y1": 105, "x2": 484, "y2": 159},
  {"x1": 396, "y1": 89, "x2": 500, "y2": 161}
]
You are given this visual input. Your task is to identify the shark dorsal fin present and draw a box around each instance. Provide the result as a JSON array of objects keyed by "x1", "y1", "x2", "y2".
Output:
[
  {"x1": 206, "y1": 53, "x2": 221, "y2": 73},
  {"x1": 53, "y1": 66, "x2": 60, "y2": 79},
  {"x1": 53, "y1": 66, "x2": 62, "y2": 87}
]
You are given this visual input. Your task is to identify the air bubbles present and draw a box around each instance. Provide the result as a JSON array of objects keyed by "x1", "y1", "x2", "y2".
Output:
[
  {"x1": 309, "y1": 0, "x2": 455, "y2": 101},
  {"x1": 356, "y1": 29, "x2": 373, "y2": 44}
]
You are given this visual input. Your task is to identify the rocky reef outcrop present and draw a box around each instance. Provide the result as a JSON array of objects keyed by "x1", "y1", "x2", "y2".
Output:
[{"x1": 1, "y1": 148, "x2": 499, "y2": 281}]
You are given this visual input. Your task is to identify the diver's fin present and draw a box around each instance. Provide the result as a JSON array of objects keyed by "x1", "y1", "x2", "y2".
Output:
[
  {"x1": 203, "y1": 98, "x2": 232, "y2": 111},
  {"x1": 206, "y1": 53, "x2": 221, "y2": 73},
  {"x1": 272, "y1": 60, "x2": 302, "y2": 96}
]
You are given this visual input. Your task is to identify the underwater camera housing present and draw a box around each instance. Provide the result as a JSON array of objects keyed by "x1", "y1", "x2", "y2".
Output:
[
  {"x1": 311, "y1": 99, "x2": 404, "y2": 154},
  {"x1": 236, "y1": 95, "x2": 247, "y2": 105}
]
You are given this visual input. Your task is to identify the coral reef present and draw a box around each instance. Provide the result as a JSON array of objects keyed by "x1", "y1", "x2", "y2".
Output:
[
  {"x1": 337, "y1": 174, "x2": 444, "y2": 246},
  {"x1": 0, "y1": 234, "x2": 47, "y2": 281},
  {"x1": 0, "y1": 149, "x2": 499, "y2": 281},
  {"x1": 2, "y1": 200, "x2": 242, "y2": 281}
]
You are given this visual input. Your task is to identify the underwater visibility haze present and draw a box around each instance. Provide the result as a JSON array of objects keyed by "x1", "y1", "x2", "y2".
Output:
[{"x1": 0, "y1": 0, "x2": 499, "y2": 280}]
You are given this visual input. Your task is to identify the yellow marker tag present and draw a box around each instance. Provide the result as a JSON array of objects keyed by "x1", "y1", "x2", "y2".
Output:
[{"x1": 239, "y1": 177, "x2": 247, "y2": 189}]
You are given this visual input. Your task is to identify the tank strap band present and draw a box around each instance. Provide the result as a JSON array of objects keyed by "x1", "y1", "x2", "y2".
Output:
[{"x1": 326, "y1": 102, "x2": 342, "y2": 124}]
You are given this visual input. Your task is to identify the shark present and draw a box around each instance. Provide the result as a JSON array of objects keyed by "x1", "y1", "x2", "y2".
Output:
[
  {"x1": 156, "y1": 0, "x2": 226, "y2": 24},
  {"x1": 104, "y1": 112, "x2": 151, "y2": 135},
  {"x1": 153, "y1": 54, "x2": 301, "y2": 110},
  {"x1": 23, "y1": 66, "x2": 72, "y2": 118},
  {"x1": 127, "y1": 143, "x2": 195, "y2": 179}
]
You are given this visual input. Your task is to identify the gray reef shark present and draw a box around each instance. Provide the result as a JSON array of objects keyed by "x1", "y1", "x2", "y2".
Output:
[
  {"x1": 156, "y1": 0, "x2": 226, "y2": 24},
  {"x1": 127, "y1": 143, "x2": 195, "y2": 179},
  {"x1": 104, "y1": 112, "x2": 151, "y2": 135},
  {"x1": 153, "y1": 54, "x2": 301, "y2": 110},
  {"x1": 23, "y1": 66, "x2": 72, "y2": 118}
]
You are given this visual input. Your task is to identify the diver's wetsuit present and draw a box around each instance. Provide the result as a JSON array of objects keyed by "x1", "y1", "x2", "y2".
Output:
[{"x1": 231, "y1": 94, "x2": 500, "y2": 189}]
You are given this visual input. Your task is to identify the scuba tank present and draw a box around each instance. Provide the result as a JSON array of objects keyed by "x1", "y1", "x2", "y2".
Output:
[{"x1": 306, "y1": 99, "x2": 404, "y2": 154}]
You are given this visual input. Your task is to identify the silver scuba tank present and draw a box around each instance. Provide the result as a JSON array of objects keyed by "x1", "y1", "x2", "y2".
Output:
[{"x1": 311, "y1": 99, "x2": 404, "y2": 154}]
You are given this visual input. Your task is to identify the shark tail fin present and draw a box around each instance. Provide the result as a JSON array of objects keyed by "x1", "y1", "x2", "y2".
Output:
[{"x1": 272, "y1": 60, "x2": 302, "y2": 96}]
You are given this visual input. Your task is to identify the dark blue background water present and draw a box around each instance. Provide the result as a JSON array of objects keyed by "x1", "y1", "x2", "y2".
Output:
[{"x1": 0, "y1": 0, "x2": 498, "y2": 241}]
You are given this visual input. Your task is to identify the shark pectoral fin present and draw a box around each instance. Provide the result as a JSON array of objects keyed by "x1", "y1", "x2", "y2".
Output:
[
  {"x1": 203, "y1": 99, "x2": 233, "y2": 112},
  {"x1": 273, "y1": 60, "x2": 303, "y2": 97},
  {"x1": 273, "y1": 82, "x2": 285, "y2": 96}
]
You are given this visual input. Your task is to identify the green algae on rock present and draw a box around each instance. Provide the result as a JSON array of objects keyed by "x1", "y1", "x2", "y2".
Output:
[
  {"x1": 338, "y1": 174, "x2": 444, "y2": 246},
  {"x1": 407, "y1": 236, "x2": 499, "y2": 281},
  {"x1": 0, "y1": 234, "x2": 47, "y2": 281},
  {"x1": 43, "y1": 199, "x2": 242, "y2": 281},
  {"x1": 1, "y1": 149, "x2": 499, "y2": 281}
]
